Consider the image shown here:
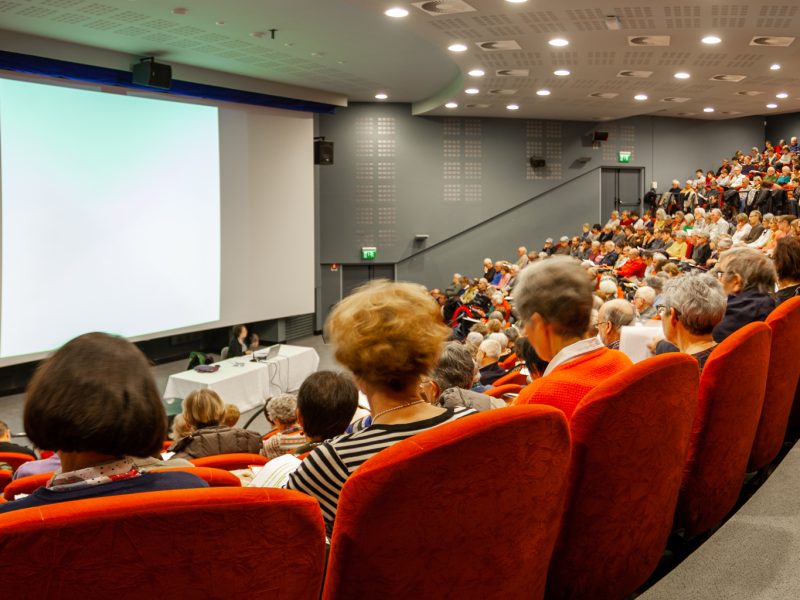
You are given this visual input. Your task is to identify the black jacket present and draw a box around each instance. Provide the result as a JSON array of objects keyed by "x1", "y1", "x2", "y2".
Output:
[{"x1": 712, "y1": 290, "x2": 776, "y2": 343}]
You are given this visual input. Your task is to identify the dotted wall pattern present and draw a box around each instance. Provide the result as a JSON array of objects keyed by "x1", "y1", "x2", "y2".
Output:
[
  {"x1": 526, "y1": 120, "x2": 562, "y2": 180},
  {"x1": 441, "y1": 118, "x2": 483, "y2": 204}
]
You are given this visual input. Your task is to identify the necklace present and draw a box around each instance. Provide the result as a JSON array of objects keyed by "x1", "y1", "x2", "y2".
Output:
[{"x1": 372, "y1": 399, "x2": 426, "y2": 422}]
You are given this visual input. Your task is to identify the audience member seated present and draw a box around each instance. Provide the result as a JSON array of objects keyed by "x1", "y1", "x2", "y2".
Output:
[
  {"x1": 0, "y1": 333, "x2": 206, "y2": 514},
  {"x1": 476, "y1": 339, "x2": 506, "y2": 386},
  {"x1": 227, "y1": 324, "x2": 251, "y2": 357},
  {"x1": 12, "y1": 451, "x2": 61, "y2": 480},
  {"x1": 222, "y1": 403, "x2": 240, "y2": 427},
  {"x1": 286, "y1": 280, "x2": 475, "y2": 534},
  {"x1": 514, "y1": 336, "x2": 549, "y2": 380},
  {"x1": 597, "y1": 299, "x2": 635, "y2": 350},
  {"x1": 169, "y1": 389, "x2": 262, "y2": 460},
  {"x1": 0, "y1": 419, "x2": 36, "y2": 458},
  {"x1": 773, "y1": 236, "x2": 800, "y2": 304},
  {"x1": 616, "y1": 248, "x2": 646, "y2": 278},
  {"x1": 420, "y1": 342, "x2": 505, "y2": 412},
  {"x1": 712, "y1": 247, "x2": 777, "y2": 343},
  {"x1": 658, "y1": 274, "x2": 726, "y2": 372},
  {"x1": 743, "y1": 211, "x2": 765, "y2": 244},
  {"x1": 691, "y1": 231, "x2": 712, "y2": 265},
  {"x1": 170, "y1": 413, "x2": 192, "y2": 441},
  {"x1": 512, "y1": 256, "x2": 633, "y2": 420},
  {"x1": 666, "y1": 230, "x2": 689, "y2": 259},
  {"x1": 633, "y1": 286, "x2": 657, "y2": 321},
  {"x1": 262, "y1": 394, "x2": 307, "y2": 459},
  {"x1": 293, "y1": 371, "x2": 358, "y2": 456}
]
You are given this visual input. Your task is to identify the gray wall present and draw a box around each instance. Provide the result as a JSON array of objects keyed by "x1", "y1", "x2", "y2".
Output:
[
  {"x1": 317, "y1": 104, "x2": 764, "y2": 290},
  {"x1": 766, "y1": 113, "x2": 800, "y2": 146}
]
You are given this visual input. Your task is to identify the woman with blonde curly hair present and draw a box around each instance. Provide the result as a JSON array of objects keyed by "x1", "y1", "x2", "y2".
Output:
[{"x1": 286, "y1": 280, "x2": 476, "y2": 533}]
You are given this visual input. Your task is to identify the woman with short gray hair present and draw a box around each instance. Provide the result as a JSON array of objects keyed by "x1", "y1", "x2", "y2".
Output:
[
  {"x1": 659, "y1": 274, "x2": 727, "y2": 371},
  {"x1": 712, "y1": 247, "x2": 777, "y2": 342}
]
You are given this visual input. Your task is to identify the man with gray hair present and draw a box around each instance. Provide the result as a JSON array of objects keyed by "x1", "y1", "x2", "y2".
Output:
[
  {"x1": 597, "y1": 299, "x2": 635, "y2": 349},
  {"x1": 747, "y1": 213, "x2": 774, "y2": 250},
  {"x1": 516, "y1": 246, "x2": 529, "y2": 268},
  {"x1": 633, "y1": 286, "x2": 657, "y2": 321},
  {"x1": 512, "y1": 256, "x2": 632, "y2": 419},
  {"x1": 423, "y1": 342, "x2": 505, "y2": 412},
  {"x1": 477, "y1": 338, "x2": 505, "y2": 386},
  {"x1": 707, "y1": 208, "x2": 730, "y2": 242},
  {"x1": 659, "y1": 273, "x2": 727, "y2": 371}
]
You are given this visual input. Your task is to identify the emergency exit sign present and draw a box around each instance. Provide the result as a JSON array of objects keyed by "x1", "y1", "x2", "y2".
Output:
[
  {"x1": 361, "y1": 246, "x2": 377, "y2": 260},
  {"x1": 618, "y1": 151, "x2": 632, "y2": 163}
]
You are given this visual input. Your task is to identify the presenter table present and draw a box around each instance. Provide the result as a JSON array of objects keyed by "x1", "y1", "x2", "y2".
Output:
[
  {"x1": 163, "y1": 345, "x2": 319, "y2": 412},
  {"x1": 641, "y1": 442, "x2": 800, "y2": 599}
]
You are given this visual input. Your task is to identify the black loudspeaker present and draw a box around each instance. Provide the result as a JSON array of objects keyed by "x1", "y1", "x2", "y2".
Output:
[
  {"x1": 132, "y1": 59, "x2": 172, "y2": 90},
  {"x1": 315, "y1": 140, "x2": 334, "y2": 165},
  {"x1": 593, "y1": 131, "x2": 609, "y2": 142},
  {"x1": 530, "y1": 157, "x2": 546, "y2": 168}
]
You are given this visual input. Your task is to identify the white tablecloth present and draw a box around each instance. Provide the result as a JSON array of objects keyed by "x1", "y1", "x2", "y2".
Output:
[
  {"x1": 619, "y1": 324, "x2": 663, "y2": 363},
  {"x1": 163, "y1": 345, "x2": 320, "y2": 412}
]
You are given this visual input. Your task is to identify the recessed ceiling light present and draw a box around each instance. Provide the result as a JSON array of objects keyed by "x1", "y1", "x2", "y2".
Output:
[
  {"x1": 506, "y1": 0, "x2": 528, "y2": 3},
  {"x1": 771, "y1": 64, "x2": 781, "y2": 71},
  {"x1": 674, "y1": 72, "x2": 690, "y2": 79},
  {"x1": 375, "y1": 93, "x2": 388, "y2": 100},
  {"x1": 554, "y1": 69, "x2": 571, "y2": 76},
  {"x1": 384, "y1": 7, "x2": 409, "y2": 17},
  {"x1": 536, "y1": 89, "x2": 551, "y2": 96},
  {"x1": 549, "y1": 38, "x2": 569, "y2": 47},
  {"x1": 448, "y1": 43, "x2": 468, "y2": 52},
  {"x1": 215, "y1": 20, "x2": 225, "y2": 26},
  {"x1": 776, "y1": 92, "x2": 789, "y2": 99},
  {"x1": 468, "y1": 69, "x2": 485, "y2": 77},
  {"x1": 701, "y1": 35, "x2": 721, "y2": 45},
  {"x1": 445, "y1": 102, "x2": 458, "y2": 109},
  {"x1": 703, "y1": 107, "x2": 715, "y2": 113},
  {"x1": 506, "y1": 103, "x2": 520, "y2": 110},
  {"x1": 465, "y1": 88, "x2": 480, "y2": 94},
  {"x1": 767, "y1": 103, "x2": 778, "y2": 109},
  {"x1": 634, "y1": 94, "x2": 648, "y2": 101}
]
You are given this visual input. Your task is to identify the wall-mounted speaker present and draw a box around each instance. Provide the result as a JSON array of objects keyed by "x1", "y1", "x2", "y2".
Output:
[
  {"x1": 132, "y1": 58, "x2": 172, "y2": 90},
  {"x1": 314, "y1": 140, "x2": 334, "y2": 165},
  {"x1": 593, "y1": 131, "x2": 609, "y2": 142},
  {"x1": 530, "y1": 157, "x2": 546, "y2": 168}
]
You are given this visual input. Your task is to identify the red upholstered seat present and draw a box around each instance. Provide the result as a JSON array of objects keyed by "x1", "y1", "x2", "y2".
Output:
[
  {"x1": 0, "y1": 452, "x2": 35, "y2": 471},
  {"x1": 323, "y1": 405, "x2": 571, "y2": 600},
  {"x1": 546, "y1": 354, "x2": 698, "y2": 600},
  {"x1": 675, "y1": 323, "x2": 771, "y2": 539},
  {"x1": 749, "y1": 297, "x2": 800, "y2": 471},
  {"x1": 3, "y1": 472, "x2": 53, "y2": 501},
  {"x1": 161, "y1": 440, "x2": 173, "y2": 452},
  {"x1": 0, "y1": 488, "x2": 326, "y2": 599},
  {"x1": 483, "y1": 383, "x2": 523, "y2": 397},
  {"x1": 151, "y1": 467, "x2": 242, "y2": 487},
  {"x1": 492, "y1": 369, "x2": 527, "y2": 387},
  {"x1": 189, "y1": 452, "x2": 268, "y2": 470},
  {"x1": 499, "y1": 352, "x2": 518, "y2": 370}
]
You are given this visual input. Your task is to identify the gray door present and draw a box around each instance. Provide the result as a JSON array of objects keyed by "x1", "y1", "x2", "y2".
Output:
[
  {"x1": 319, "y1": 265, "x2": 342, "y2": 331},
  {"x1": 342, "y1": 265, "x2": 371, "y2": 297},
  {"x1": 601, "y1": 168, "x2": 643, "y2": 218},
  {"x1": 601, "y1": 168, "x2": 618, "y2": 219}
]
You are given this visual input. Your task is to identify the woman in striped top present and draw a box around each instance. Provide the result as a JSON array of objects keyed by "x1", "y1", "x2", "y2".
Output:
[{"x1": 286, "y1": 280, "x2": 476, "y2": 533}]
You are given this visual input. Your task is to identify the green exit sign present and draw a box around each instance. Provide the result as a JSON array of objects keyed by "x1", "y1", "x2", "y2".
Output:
[
  {"x1": 618, "y1": 151, "x2": 632, "y2": 163},
  {"x1": 361, "y1": 246, "x2": 377, "y2": 260}
]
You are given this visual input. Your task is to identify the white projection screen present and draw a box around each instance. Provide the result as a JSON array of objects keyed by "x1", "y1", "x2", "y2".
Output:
[{"x1": 0, "y1": 74, "x2": 315, "y2": 365}]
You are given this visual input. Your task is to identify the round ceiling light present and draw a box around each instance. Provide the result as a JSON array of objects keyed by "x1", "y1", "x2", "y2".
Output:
[
  {"x1": 448, "y1": 43, "x2": 468, "y2": 52},
  {"x1": 674, "y1": 72, "x2": 690, "y2": 79},
  {"x1": 701, "y1": 35, "x2": 721, "y2": 45},
  {"x1": 465, "y1": 88, "x2": 480, "y2": 94},
  {"x1": 703, "y1": 107, "x2": 715, "y2": 113},
  {"x1": 468, "y1": 68, "x2": 485, "y2": 77},
  {"x1": 375, "y1": 93, "x2": 388, "y2": 100},
  {"x1": 384, "y1": 7, "x2": 409, "y2": 17},
  {"x1": 776, "y1": 92, "x2": 789, "y2": 99},
  {"x1": 506, "y1": 103, "x2": 520, "y2": 110},
  {"x1": 445, "y1": 102, "x2": 458, "y2": 109},
  {"x1": 770, "y1": 64, "x2": 781, "y2": 71},
  {"x1": 536, "y1": 89, "x2": 551, "y2": 96},
  {"x1": 634, "y1": 94, "x2": 648, "y2": 101},
  {"x1": 767, "y1": 103, "x2": 778, "y2": 109},
  {"x1": 548, "y1": 38, "x2": 569, "y2": 47},
  {"x1": 553, "y1": 69, "x2": 571, "y2": 76}
]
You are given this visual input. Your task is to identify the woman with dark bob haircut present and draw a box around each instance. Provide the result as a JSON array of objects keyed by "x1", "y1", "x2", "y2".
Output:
[
  {"x1": 0, "y1": 333, "x2": 206, "y2": 514},
  {"x1": 773, "y1": 236, "x2": 800, "y2": 304}
]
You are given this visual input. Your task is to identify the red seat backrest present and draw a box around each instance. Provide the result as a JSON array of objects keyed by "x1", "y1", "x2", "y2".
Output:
[
  {"x1": 675, "y1": 322, "x2": 771, "y2": 538},
  {"x1": 499, "y1": 352, "x2": 518, "y2": 370},
  {"x1": 3, "y1": 472, "x2": 53, "y2": 501},
  {"x1": 189, "y1": 453, "x2": 268, "y2": 470},
  {"x1": 0, "y1": 452, "x2": 35, "y2": 471},
  {"x1": 749, "y1": 297, "x2": 800, "y2": 471},
  {"x1": 323, "y1": 406, "x2": 571, "y2": 600},
  {"x1": 546, "y1": 353, "x2": 698, "y2": 600},
  {"x1": 493, "y1": 369, "x2": 527, "y2": 387},
  {"x1": 0, "y1": 488, "x2": 326, "y2": 599},
  {"x1": 483, "y1": 383, "x2": 523, "y2": 397}
]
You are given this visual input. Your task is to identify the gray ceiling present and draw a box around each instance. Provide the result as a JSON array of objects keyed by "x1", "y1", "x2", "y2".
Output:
[{"x1": 1, "y1": 0, "x2": 799, "y2": 121}]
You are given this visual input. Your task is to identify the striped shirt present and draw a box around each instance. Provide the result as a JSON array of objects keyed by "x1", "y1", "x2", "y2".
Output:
[{"x1": 285, "y1": 406, "x2": 475, "y2": 533}]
